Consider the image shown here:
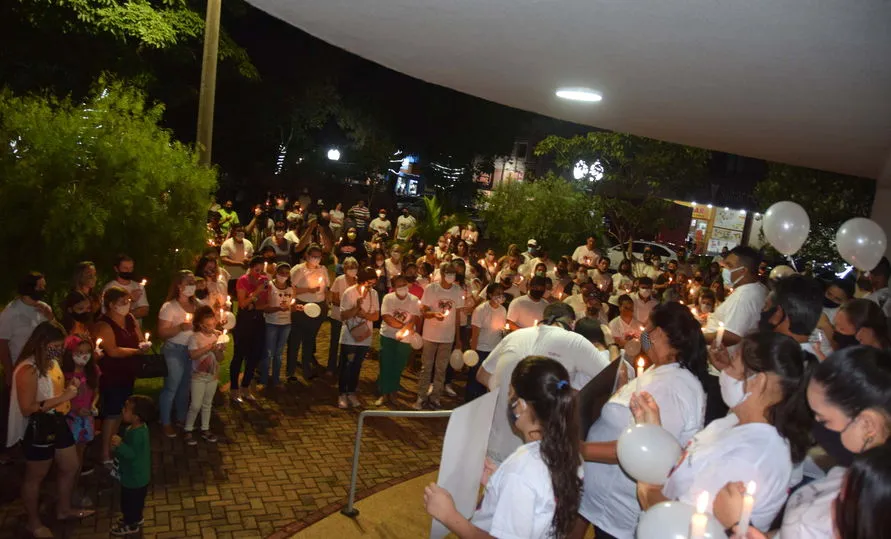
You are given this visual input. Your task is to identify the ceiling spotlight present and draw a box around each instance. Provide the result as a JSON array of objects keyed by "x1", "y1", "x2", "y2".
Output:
[{"x1": 556, "y1": 88, "x2": 602, "y2": 102}]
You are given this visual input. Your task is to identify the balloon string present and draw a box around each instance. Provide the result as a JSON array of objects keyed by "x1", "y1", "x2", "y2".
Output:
[{"x1": 787, "y1": 256, "x2": 798, "y2": 272}]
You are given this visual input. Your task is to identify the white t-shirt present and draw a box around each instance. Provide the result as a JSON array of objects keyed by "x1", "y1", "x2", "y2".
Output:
[
  {"x1": 471, "y1": 441, "x2": 568, "y2": 539},
  {"x1": 471, "y1": 302, "x2": 507, "y2": 352},
  {"x1": 187, "y1": 330, "x2": 220, "y2": 379},
  {"x1": 580, "y1": 363, "x2": 706, "y2": 538},
  {"x1": 662, "y1": 413, "x2": 793, "y2": 531},
  {"x1": 707, "y1": 281, "x2": 769, "y2": 357},
  {"x1": 290, "y1": 263, "x2": 329, "y2": 303},
  {"x1": 158, "y1": 300, "x2": 195, "y2": 346},
  {"x1": 384, "y1": 258, "x2": 402, "y2": 277},
  {"x1": 608, "y1": 316, "x2": 643, "y2": 344},
  {"x1": 631, "y1": 293, "x2": 658, "y2": 325},
  {"x1": 101, "y1": 279, "x2": 149, "y2": 314},
  {"x1": 0, "y1": 299, "x2": 50, "y2": 364},
  {"x1": 572, "y1": 245, "x2": 600, "y2": 266},
  {"x1": 329, "y1": 209, "x2": 344, "y2": 227},
  {"x1": 263, "y1": 283, "x2": 294, "y2": 325},
  {"x1": 328, "y1": 275, "x2": 351, "y2": 320},
  {"x1": 220, "y1": 238, "x2": 254, "y2": 279},
  {"x1": 507, "y1": 295, "x2": 547, "y2": 329},
  {"x1": 866, "y1": 287, "x2": 891, "y2": 317},
  {"x1": 482, "y1": 325, "x2": 610, "y2": 463},
  {"x1": 380, "y1": 292, "x2": 420, "y2": 340},
  {"x1": 420, "y1": 283, "x2": 464, "y2": 343},
  {"x1": 775, "y1": 466, "x2": 844, "y2": 539},
  {"x1": 563, "y1": 294, "x2": 586, "y2": 320},
  {"x1": 339, "y1": 285, "x2": 379, "y2": 346},
  {"x1": 396, "y1": 215, "x2": 416, "y2": 240},
  {"x1": 368, "y1": 217, "x2": 391, "y2": 236}
]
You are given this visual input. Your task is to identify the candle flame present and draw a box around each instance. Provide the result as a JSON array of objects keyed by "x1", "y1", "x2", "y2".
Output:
[
  {"x1": 639, "y1": 326, "x2": 645, "y2": 332},
  {"x1": 746, "y1": 481, "x2": 757, "y2": 495},
  {"x1": 144, "y1": 332, "x2": 150, "y2": 341},
  {"x1": 222, "y1": 329, "x2": 227, "y2": 336},
  {"x1": 443, "y1": 310, "x2": 450, "y2": 317},
  {"x1": 637, "y1": 357, "x2": 645, "y2": 368},
  {"x1": 718, "y1": 321, "x2": 725, "y2": 328},
  {"x1": 696, "y1": 491, "x2": 709, "y2": 513},
  {"x1": 95, "y1": 338, "x2": 103, "y2": 346},
  {"x1": 140, "y1": 279, "x2": 148, "y2": 286}
]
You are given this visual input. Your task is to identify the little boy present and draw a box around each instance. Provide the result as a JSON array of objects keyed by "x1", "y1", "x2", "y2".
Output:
[{"x1": 110, "y1": 395, "x2": 155, "y2": 536}]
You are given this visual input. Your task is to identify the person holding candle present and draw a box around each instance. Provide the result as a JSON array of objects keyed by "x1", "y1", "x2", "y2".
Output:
[
  {"x1": 183, "y1": 306, "x2": 225, "y2": 445},
  {"x1": 220, "y1": 224, "x2": 255, "y2": 300},
  {"x1": 60, "y1": 334, "x2": 100, "y2": 485},
  {"x1": 157, "y1": 271, "x2": 198, "y2": 437},
  {"x1": 424, "y1": 356, "x2": 583, "y2": 539},
  {"x1": 337, "y1": 267, "x2": 380, "y2": 408},
  {"x1": 506, "y1": 276, "x2": 549, "y2": 330},
  {"x1": 259, "y1": 220, "x2": 293, "y2": 263},
  {"x1": 326, "y1": 257, "x2": 359, "y2": 378},
  {"x1": 94, "y1": 286, "x2": 149, "y2": 465},
  {"x1": 230, "y1": 257, "x2": 268, "y2": 402},
  {"x1": 632, "y1": 331, "x2": 813, "y2": 533},
  {"x1": 573, "y1": 236, "x2": 601, "y2": 269},
  {"x1": 630, "y1": 277, "x2": 658, "y2": 325},
  {"x1": 101, "y1": 255, "x2": 150, "y2": 321},
  {"x1": 257, "y1": 263, "x2": 295, "y2": 388},
  {"x1": 758, "y1": 274, "x2": 829, "y2": 360},
  {"x1": 375, "y1": 275, "x2": 420, "y2": 406},
  {"x1": 287, "y1": 245, "x2": 330, "y2": 382},
  {"x1": 573, "y1": 302, "x2": 709, "y2": 539},
  {"x1": 608, "y1": 294, "x2": 643, "y2": 349},
  {"x1": 467, "y1": 283, "x2": 508, "y2": 402}
]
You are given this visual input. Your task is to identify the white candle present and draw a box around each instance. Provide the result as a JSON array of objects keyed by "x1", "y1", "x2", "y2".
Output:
[
  {"x1": 533, "y1": 319, "x2": 538, "y2": 327},
  {"x1": 140, "y1": 279, "x2": 148, "y2": 287},
  {"x1": 220, "y1": 308, "x2": 225, "y2": 320},
  {"x1": 442, "y1": 309, "x2": 450, "y2": 318},
  {"x1": 689, "y1": 491, "x2": 709, "y2": 539},
  {"x1": 504, "y1": 322, "x2": 510, "y2": 331},
  {"x1": 318, "y1": 276, "x2": 324, "y2": 286},
  {"x1": 263, "y1": 262, "x2": 268, "y2": 273},
  {"x1": 716, "y1": 321, "x2": 726, "y2": 346},
  {"x1": 144, "y1": 332, "x2": 150, "y2": 342},
  {"x1": 376, "y1": 269, "x2": 382, "y2": 277},
  {"x1": 737, "y1": 481, "x2": 756, "y2": 538},
  {"x1": 185, "y1": 313, "x2": 192, "y2": 323},
  {"x1": 226, "y1": 295, "x2": 232, "y2": 307},
  {"x1": 95, "y1": 338, "x2": 103, "y2": 348},
  {"x1": 691, "y1": 307, "x2": 698, "y2": 317},
  {"x1": 634, "y1": 357, "x2": 645, "y2": 394}
]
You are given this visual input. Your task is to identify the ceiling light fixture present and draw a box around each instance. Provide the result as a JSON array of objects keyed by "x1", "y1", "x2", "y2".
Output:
[{"x1": 556, "y1": 88, "x2": 602, "y2": 102}]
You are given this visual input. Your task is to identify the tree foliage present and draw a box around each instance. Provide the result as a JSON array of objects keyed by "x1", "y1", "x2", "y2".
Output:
[
  {"x1": 0, "y1": 80, "x2": 217, "y2": 305},
  {"x1": 535, "y1": 132, "x2": 710, "y2": 249},
  {"x1": 755, "y1": 163, "x2": 875, "y2": 264},
  {"x1": 479, "y1": 174, "x2": 601, "y2": 255}
]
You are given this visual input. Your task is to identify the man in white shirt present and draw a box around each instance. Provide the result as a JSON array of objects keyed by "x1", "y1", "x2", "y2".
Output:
[
  {"x1": 760, "y1": 274, "x2": 826, "y2": 359},
  {"x1": 287, "y1": 245, "x2": 330, "y2": 381},
  {"x1": 368, "y1": 209, "x2": 392, "y2": 239},
  {"x1": 101, "y1": 254, "x2": 149, "y2": 319},
  {"x1": 395, "y1": 208, "x2": 416, "y2": 241},
  {"x1": 476, "y1": 302, "x2": 610, "y2": 465},
  {"x1": 522, "y1": 239, "x2": 539, "y2": 264},
  {"x1": 631, "y1": 277, "x2": 658, "y2": 324},
  {"x1": 564, "y1": 281, "x2": 594, "y2": 319},
  {"x1": 415, "y1": 263, "x2": 465, "y2": 409},
  {"x1": 506, "y1": 276, "x2": 548, "y2": 330},
  {"x1": 220, "y1": 224, "x2": 254, "y2": 291},
  {"x1": 865, "y1": 257, "x2": 891, "y2": 317},
  {"x1": 572, "y1": 236, "x2": 601, "y2": 269}
]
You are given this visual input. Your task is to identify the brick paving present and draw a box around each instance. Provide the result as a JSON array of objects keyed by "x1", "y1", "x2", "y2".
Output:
[{"x1": 0, "y1": 324, "x2": 457, "y2": 538}]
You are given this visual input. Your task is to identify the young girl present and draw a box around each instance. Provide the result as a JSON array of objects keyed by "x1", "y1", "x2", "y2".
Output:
[
  {"x1": 425, "y1": 356, "x2": 582, "y2": 538},
  {"x1": 184, "y1": 306, "x2": 224, "y2": 445},
  {"x1": 62, "y1": 334, "x2": 101, "y2": 474}
]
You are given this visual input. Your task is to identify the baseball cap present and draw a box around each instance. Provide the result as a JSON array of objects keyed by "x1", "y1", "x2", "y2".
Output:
[{"x1": 527, "y1": 239, "x2": 539, "y2": 247}]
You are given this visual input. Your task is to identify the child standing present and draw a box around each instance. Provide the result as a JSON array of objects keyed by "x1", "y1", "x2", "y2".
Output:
[
  {"x1": 184, "y1": 306, "x2": 223, "y2": 445},
  {"x1": 61, "y1": 334, "x2": 101, "y2": 474},
  {"x1": 110, "y1": 395, "x2": 155, "y2": 536}
]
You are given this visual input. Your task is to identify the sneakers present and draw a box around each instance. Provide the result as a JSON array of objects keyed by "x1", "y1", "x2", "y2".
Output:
[
  {"x1": 231, "y1": 388, "x2": 244, "y2": 403},
  {"x1": 444, "y1": 384, "x2": 457, "y2": 397},
  {"x1": 243, "y1": 391, "x2": 257, "y2": 402},
  {"x1": 110, "y1": 522, "x2": 141, "y2": 536},
  {"x1": 412, "y1": 398, "x2": 426, "y2": 411},
  {"x1": 347, "y1": 394, "x2": 361, "y2": 408},
  {"x1": 337, "y1": 395, "x2": 349, "y2": 409},
  {"x1": 184, "y1": 432, "x2": 198, "y2": 446},
  {"x1": 201, "y1": 431, "x2": 218, "y2": 443},
  {"x1": 162, "y1": 425, "x2": 177, "y2": 439}
]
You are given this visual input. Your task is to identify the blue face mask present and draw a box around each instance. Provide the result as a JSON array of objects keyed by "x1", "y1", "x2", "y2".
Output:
[{"x1": 640, "y1": 331, "x2": 652, "y2": 352}]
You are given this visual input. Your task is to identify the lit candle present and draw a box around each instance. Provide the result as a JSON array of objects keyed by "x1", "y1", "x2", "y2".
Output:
[
  {"x1": 290, "y1": 298, "x2": 296, "y2": 305},
  {"x1": 634, "y1": 357, "x2": 646, "y2": 394},
  {"x1": 557, "y1": 292, "x2": 563, "y2": 300},
  {"x1": 263, "y1": 262, "x2": 268, "y2": 273},
  {"x1": 95, "y1": 337, "x2": 103, "y2": 348},
  {"x1": 716, "y1": 321, "x2": 725, "y2": 346},
  {"x1": 689, "y1": 491, "x2": 709, "y2": 539},
  {"x1": 504, "y1": 322, "x2": 510, "y2": 331},
  {"x1": 218, "y1": 274, "x2": 225, "y2": 283},
  {"x1": 144, "y1": 332, "x2": 150, "y2": 342},
  {"x1": 318, "y1": 276, "x2": 324, "y2": 286},
  {"x1": 376, "y1": 269, "x2": 382, "y2": 277},
  {"x1": 140, "y1": 279, "x2": 148, "y2": 287},
  {"x1": 222, "y1": 329, "x2": 227, "y2": 336},
  {"x1": 639, "y1": 325, "x2": 645, "y2": 335},
  {"x1": 691, "y1": 307, "x2": 698, "y2": 317},
  {"x1": 359, "y1": 286, "x2": 366, "y2": 295},
  {"x1": 679, "y1": 300, "x2": 685, "y2": 306},
  {"x1": 226, "y1": 295, "x2": 232, "y2": 307},
  {"x1": 737, "y1": 481, "x2": 756, "y2": 538},
  {"x1": 533, "y1": 319, "x2": 538, "y2": 327},
  {"x1": 220, "y1": 308, "x2": 225, "y2": 320},
  {"x1": 185, "y1": 313, "x2": 192, "y2": 323},
  {"x1": 442, "y1": 309, "x2": 450, "y2": 318}
]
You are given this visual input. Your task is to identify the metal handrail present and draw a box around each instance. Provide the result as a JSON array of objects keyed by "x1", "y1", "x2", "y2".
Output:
[{"x1": 341, "y1": 409, "x2": 453, "y2": 517}]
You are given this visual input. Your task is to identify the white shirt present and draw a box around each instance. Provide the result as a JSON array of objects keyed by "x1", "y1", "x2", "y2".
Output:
[
  {"x1": 525, "y1": 257, "x2": 556, "y2": 278},
  {"x1": 220, "y1": 238, "x2": 254, "y2": 279},
  {"x1": 384, "y1": 258, "x2": 402, "y2": 277},
  {"x1": 506, "y1": 295, "x2": 548, "y2": 329},
  {"x1": 707, "y1": 281, "x2": 769, "y2": 356},
  {"x1": 471, "y1": 441, "x2": 568, "y2": 539},
  {"x1": 329, "y1": 209, "x2": 344, "y2": 227},
  {"x1": 867, "y1": 287, "x2": 891, "y2": 318},
  {"x1": 396, "y1": 215, "x2": 416, "y2": 240},
  {"x1": 631, "y1": 293, "x2": 658, "y2": 324},
  {"x1": 101, "y1": 279, "x2": 149, "y2": 314},
  {"x1": 0, "y1": 299, "x2": 50, "y2": 365},
  {"x1": 482, "y1": 325, "x2": 610, "y2": 463},
  {"x1": 563, "y1": 294, "x2": 587, "y2": 320},
  {"x1": 368, "y1": 216, "x2": 391, "y2": 236},
  {"x1": 380, "y1": 292, "x2": 420, "y2": 339},
  {"x1": 263, "y1": 282, "x2": 294, "y2": 325},
  {"x1": 420, "y1": 283, "x2": 464, "y2": 343},
  {"x1": 158, "y1": 300, "x2": 195, "y2": 346},
  {"x1": 338, "y1": 285, "x2": 379, "y2": 346},
  {"x1": 328, "y1": 275, "x2": 352, "y2": 320},
  {"x1": 608, "y1": 315, "x2": 643, "y2": 343},
  {"x1": 471, "y1": 302, "x2": 507, "y2": 352},
  {"x1": 775, "y1": 467, "x2": 844, "y2": 539},
  {"x1": 572, "y1": 245, "x2": 600, "y2": 266},
  {"x1": 580, "y1": 363, "x2": 706, "y2": 538},
  {"x1": 290, "y1": 263, "x2": 329, "y2": 303},
  {"x1": 662, "y1": 414, "x2": 793, "y2": 531}
]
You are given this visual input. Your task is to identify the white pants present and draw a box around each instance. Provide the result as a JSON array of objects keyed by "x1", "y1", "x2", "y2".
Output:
[{"x1": 185, "y1": 376, "x2": 217, "y2": 432}]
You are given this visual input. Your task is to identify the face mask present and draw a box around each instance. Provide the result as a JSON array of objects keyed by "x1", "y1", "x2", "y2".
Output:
[
  {"x1": 308, "y1": 257, "x2": 321, "y2": 266},
  {"x1": 392, "y1": 253, "x2": 402, "y2": 261},
  {"x1": 722, "y1": 266, "x2": 744, "y2": 287},
  {"x1": 823, "y1": 297, "x2": 841, "y2": 309},
  {"x1": 235, "y1": 232, "x2": 245, "y2": 240},
  {"x1": 719, "y1": 370, "x2": 755, "y2": 408},
  {"x1": 640, "y1": 331, "x2": 652, "y2": 352},
  {"x1": 395, "y1": 286, "x2": 409, "y2": 298},
  {"x1": 379, "y1": 214, "x2": 386, "y2": 219},
  {"x1": 73, "y1": 353, "x2": 90, "y2": 366},
  {"x1": 529, "y1": 289, "x2": 545, "y2": 300},
  {"x1": 27, "y1": 290, "x2": 46, "y2": 301},
  {"x1": 113, "y1": 304, "x2": 130, "y2": 316},
  {"x1": 758, "y1": 305, "x2": 780, "y2": 332},
  {"x1": 700, "y1": 304, "x2": 713, "y2": 314},
  {"x1": 811, "y1": 422, "x2": 855, "y2": 467},
  {"x1": 346, "y1": 269, "x2": 358, "y2": 278},
  {"x1": 444, "y1": 274, "x2": 456, "y2": 284},
  {"x1": 638, "y1": 288, "x2": 652, "y2": 299},
  {"x1": 182, "y1": 285, "x2": 196, "y2": 297},
  {"x1": 118, "y1": 271, "x2": 134, "y2": 281},
  {"x1": 493, "y1": 295, "x2": 505, "y2": 305},
  {"x1": 195, "y1": 289, "x2": 209, "y2": 300},
  {"x1": 276, "y1": 275, "x2": 288, "y2": 284},
  {"x1": 834, "y1": 332, "x2": 859, "y2": 349},
  {"x1": 347, "y1": 232, "x2": 357, "y2": 240},
  {"x1": 275, "y1": 231, "x2": 285, "y2": 238}
]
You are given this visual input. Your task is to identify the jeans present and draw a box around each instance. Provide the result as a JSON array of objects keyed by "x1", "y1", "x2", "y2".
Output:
[
  {"x1": 287, "y1": 306, "x2": 326, "y2": 378},
  {"x1": 327, "y1": 319, "x2": 343, "y2": 374},
  {"x1": 185, "y1": 375, "x2": 217, "y2": 432},
  {"x1": 465, "y1": 350, "x2": 490, "y2": 402},
  {"x1": 159, "y1": 342, "x2": 191, "y2": 426},
  {"x1": 261, "y1": 323, "x2": 291, "y2": 386},
  {"x1": 231, "y1": 310, "x2": 265, "y2": 389},
  {"x1": 121, "y1": 485, "x2": 148, "y2": 527},
  {"x1": 338, "y1": 344, "x2": 368, "y2": 394},
  {"x1": 417, "y1": 340, "x2": 453, "y2": 402}
]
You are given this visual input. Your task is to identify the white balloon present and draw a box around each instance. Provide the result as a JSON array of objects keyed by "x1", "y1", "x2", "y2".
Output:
[
  {"x1": 409, "y1": 333, "x2": 424, "y2": 350},
  {"x1": 637, "y1": 501, "x2": 726, "y2": 539},
  {"x1": 463, "y1": 350, "x2": 480, "y2": 367},
  {"x1": 836, "y1": 217, "x2": 887, "y2": 271},
  {"x1": 763, "y1": 201, "x2": 810, "y2": 255},
  {"x1": 617, "y1": 424, "x2": 682, "y2": 484},
  {"x1": 768, "y1": 265, "x2": 796, "y2": 280},
  {"x1": 223, "y1": 311, "x2": 236, "y2": 330},
  {"x1": 303, "y1": 302, "x2": 321, "y2": 318},
  {"x1": 449, "y1": 349, "x2": 464, "y2": 370}
]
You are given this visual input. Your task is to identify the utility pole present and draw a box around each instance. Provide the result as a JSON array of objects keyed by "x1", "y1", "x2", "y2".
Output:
[{"x1": 196, "y1": 0, "x2": 222, "y2": 167}]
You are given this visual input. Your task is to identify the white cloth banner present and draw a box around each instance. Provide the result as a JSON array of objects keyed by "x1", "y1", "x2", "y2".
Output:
[{"x1": 430, "y1": 392, "x2": 498, "y2": 539}]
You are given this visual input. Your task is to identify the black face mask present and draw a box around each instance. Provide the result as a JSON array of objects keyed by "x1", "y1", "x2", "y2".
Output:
[
  {"x1": 71, "y1": 311, "x2": 92, "y2": 323},
  {"x1": 811, "y1": 423, "x2": 855, "y2": 467},
  {"x1": 759, "y1": 305, "x2": 780, "y2": 333},
  {"x1": 118, "y1": 271, "x2": 135, "y2": 281},
  {"x1": 823, "y1": 297, "x2": 841, "y2": 309},
  {"x1": 834, "y1": 332, "x2": 859, "y2": 349},
  {"x1": 195, "y1": 289, "x2": 209, "y2": 300},
  {"x1": 529, "y1": 289, "x2": 545, "y2": 300},
  {"x1": 27, "y1": 290, "x2": 46, "y2": 301},
  {"x1": 405, "y1": 275, "x2": 417, "y2": 283}
]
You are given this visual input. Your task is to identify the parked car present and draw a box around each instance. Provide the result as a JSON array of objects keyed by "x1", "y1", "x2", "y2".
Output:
[{"x1": 607, "y1": 240, "x2": 679, "y2": 269}]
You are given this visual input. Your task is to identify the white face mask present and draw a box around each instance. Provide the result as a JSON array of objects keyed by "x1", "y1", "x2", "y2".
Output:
[
  {"x1": 379, "y1": 214, "x2": 386, "y2": 219},
  {"x1": 719, "y1": 370, "x2": 755, "y2": 408},
  {"x1": 346, "y1": 269, "x2": 358, "y2": 278},
  {"x1": 308, "y1": 257, "x2": 321, "y2": 266},
  {"x1": 700, "y1": 303, "x2": 713, "y2": 314},
  {"x1": 639, "y1": 288, "x2": 652, "y2": 299},
  {"x1": 493, "y1": 295, "x2": 505, "y2": 305},
  {"x1": 182, "y1": 285, "x2": 196, "y2": 297},
  {"x1": 722, "y1": 266, "x2": 744, "y2": 288},
  {"x1": 395, "y1": 286, "x2": 409, "y2": 298},
  {"x1": 113, "y1": 303, "x2": 130, "y2": 316},
  {"x1": 443, "y1": 274, "x2": 456, "y2": 284},
  {"x1": 235, "y1": 232, "x2": 245, "y2": 240},
  {"x1": 276, "y1": 275, "x2": 288, "y2": 284},
  {"x1": 73, "y1": 353, "x2": 90, "y2": 366}
]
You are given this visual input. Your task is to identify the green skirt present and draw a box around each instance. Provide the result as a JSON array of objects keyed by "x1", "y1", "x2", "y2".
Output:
[{"x1": 378, "y1": 336, "x2": 412, "y2": 394}]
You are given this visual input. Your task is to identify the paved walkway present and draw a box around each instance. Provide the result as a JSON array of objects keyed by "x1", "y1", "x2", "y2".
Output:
[{"x1": 0, "y1": 324, "x2": 457, "y2": 538}]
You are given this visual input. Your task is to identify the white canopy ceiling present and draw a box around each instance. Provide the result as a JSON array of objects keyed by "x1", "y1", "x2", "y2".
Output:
[{"x1": 247, "y1": 0, "x2": 891, "y2": 179}]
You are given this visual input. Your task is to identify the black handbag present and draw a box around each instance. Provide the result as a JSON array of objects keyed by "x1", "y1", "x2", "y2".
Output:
[
  {"x1": 137, "y1": 353, "x2": 168, "y2": 379},
  {"x1": 27, "y1": 412, "x2": 61, "y2": 445}
]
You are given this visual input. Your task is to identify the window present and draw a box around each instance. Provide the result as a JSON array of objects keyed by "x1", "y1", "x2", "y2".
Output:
[{"x1": 653, "y1": 246, "x2": 672, "y2": 257}]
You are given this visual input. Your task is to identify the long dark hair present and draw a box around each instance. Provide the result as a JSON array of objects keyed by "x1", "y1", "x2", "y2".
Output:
[
  {"x1": 812, "y1": 346, "x2": 891, "y2": 422},
  {"x1": 18, "y1": 321, "x2": 67, "y2": 376},
  {"x1": 649, "y1": 302, "x2": 710, "y2": 388},
  {"x1": 835, "y1": 443, "x2": 891, "y2": 539},
  {"x1": 840, "y1": 299, "x2": 891, "y2": 349},
  {"x1": 510, "y1": 356, "x2": 581, "y2": 538},
  {"x1": 739, "y1": 332, "x2": 814, "y2": 463}
]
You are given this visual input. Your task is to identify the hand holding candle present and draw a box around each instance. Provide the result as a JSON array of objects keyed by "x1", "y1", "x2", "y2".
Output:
[
  {"x1": 716, "y1": 321, "x2": 726, "y2": 346},
  {"x1": 634, "y1": 357, "x2": 646, "y2": 393},
  {"x1": 185, "y1": 312, "x2": 192, "y2": 323},
  {"x1": 140, "y1": 279, "x2": 148, "y2": 287},
  {"x1": 689, "y1": 491, "x2": 710, "y2": 539},
  {"x1": 736, "y1": 481, "x2": 756, "y2": 538}
]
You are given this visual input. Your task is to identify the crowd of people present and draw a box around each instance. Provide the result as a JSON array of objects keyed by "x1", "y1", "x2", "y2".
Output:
[{"x1": 1, "y1": 189, "x2": 890, "y2": 537}]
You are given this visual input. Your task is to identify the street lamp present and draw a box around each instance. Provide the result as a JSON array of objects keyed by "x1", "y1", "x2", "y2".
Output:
[{"x1": 327, "y1": 148, "x2": 341, "y2": 161}]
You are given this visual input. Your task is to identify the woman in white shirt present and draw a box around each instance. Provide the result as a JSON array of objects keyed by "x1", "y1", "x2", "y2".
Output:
[
  {"x1": 329, "y1": 202, "x2": 345, "y2": 239},
  {"x1": 326, "y1": 257, "x2": 358, "y2": 377},
  {"x1": 723, "y1": 345, "x2": 891, "y2": 539},
  {"x1": 375, "y1": 275, "x2": 420, "y2": 406},
  {"x1": 337, "y1": 267, "x2": 380, "y2": 408},
  {"x1": 468, "y1": 283, "x2": 507, "y2": 401},
  {"x1": 574, "y1": 302, "x2": 709, "y2": 539},
  {"x1": 157, "y1": 270, "x2": 199, "y2": 438},
  {"x1": 258, "y1": 263, "x2": 295, "y2": 388},
  {"x1": 425, "y1": 356, "x2": 582, "y2": 539},
  {"x1": 632, "y1": 332, "x2": 814, "y2": 533}
]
